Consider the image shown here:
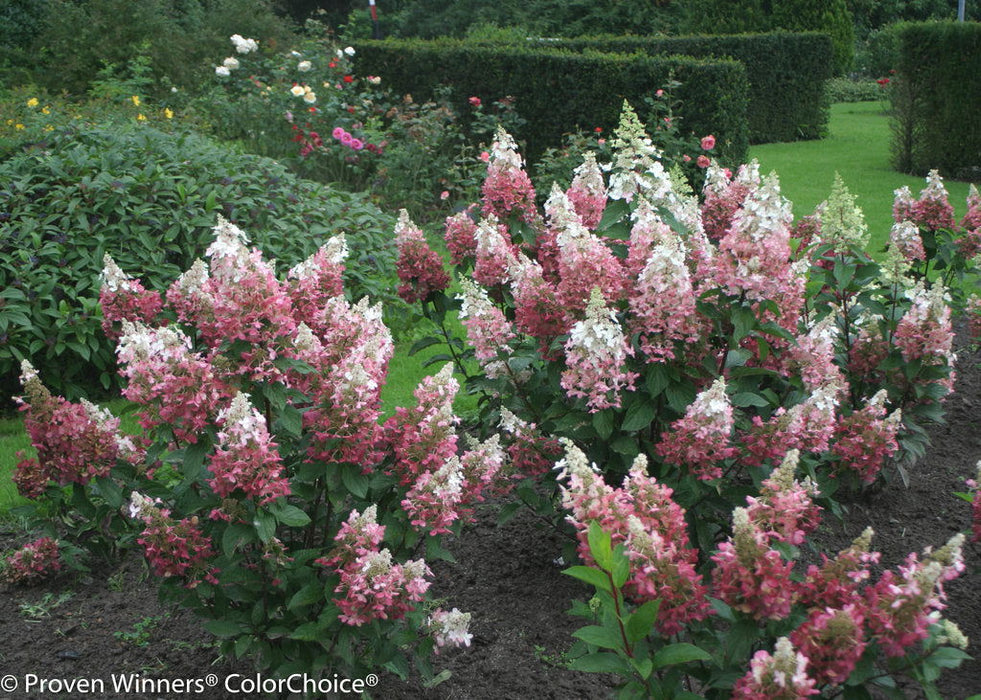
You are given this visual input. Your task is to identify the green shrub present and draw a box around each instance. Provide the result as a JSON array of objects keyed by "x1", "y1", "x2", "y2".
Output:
[
  {"x1": 24, "y1": 0, "x2": 295, "y2": 98},
  {"x1": 0, "y1": 0, "x2": 50, "y2": 87},
  {"x1": 891, "y1": 21, "x2": 981, "y2": 178},
  {"x1": 536, "y1": 33, "x2": 833, "y2": 144},
  {"x1": 825, "y1": 76, "x2": 887, "y2": 103},
  {"x1": 684, "y1": 0, "x2": 852, "y2": 75},
  {"x1": 770, "y1": 0, "x2": 854, "y2": 75},
  {"x1": 390, "y1": 0, "x2": 683, "y2": 39},
  {"x1": 353, "y1": 39, "x2": 750, "y2": 166},
  {"x1": 854, "y1": 21, "x2": 909, "y2": 78},
  {"x1": 0, "y1": 124, "x2": 396, "y2": 401}
]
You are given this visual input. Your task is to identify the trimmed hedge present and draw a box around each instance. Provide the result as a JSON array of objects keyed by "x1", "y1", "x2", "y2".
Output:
[
  {"x1": 893, "y1": 21, "x2": 981, "y2": 178},
  {"x1": 0, "y1": 125, "x2": 397, "y2": 400},
  {"x1": 530, "y1": 32, "x2": 833, "y2": 144},
  {"x1": 354, "y1": 39, "x2": 749, "y2": 165}
]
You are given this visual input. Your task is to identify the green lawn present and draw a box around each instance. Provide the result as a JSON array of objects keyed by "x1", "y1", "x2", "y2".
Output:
[
  {"x1": 750, "y1": 101, "x2": 979, "y2": 251},
  {"x1": 0, "y1": 414, "x2": 30, "y2": 512}
]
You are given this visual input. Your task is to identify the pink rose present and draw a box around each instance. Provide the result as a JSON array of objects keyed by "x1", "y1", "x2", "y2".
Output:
[
  {"x1": 697, "y1": 155, "x2": 711, "y2": 168},
  {"x1": 701, "y1": 134, "x2": 716, "y2": 150},
  {"x1": 332, "y1": 126, "x2": 345, "y2": 140}
]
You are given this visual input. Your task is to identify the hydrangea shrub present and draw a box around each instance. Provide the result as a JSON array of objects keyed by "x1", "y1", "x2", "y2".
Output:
[{"x1": 12, "y1": 218, "x2": 508, "y2": 679}]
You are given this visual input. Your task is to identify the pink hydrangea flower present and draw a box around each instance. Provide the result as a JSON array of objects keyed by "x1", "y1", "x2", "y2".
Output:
[
  {"x1": 701, "y1": 161, "x2": 758, "y2": 241},
  {"x1": 831, "y1": 390, "x2": 902, "y2": 484},
  {"x1": 481, "y1": 127, "x2": 539, "y2": 225},
  {"x1": 473, "y1": 215, "x2": 518, "y2": 288},
  {"x1": 99, "y1": 254, "x2": 164, "y2": 339},
  {"x1": 385, "y1": 364, "x2": 460, "y2": 485},
  {"x1": 798, "y1": 528, "x2": 879, "y2": 611},
  {"x1": 317, "y1": 506, "x2": 432, "y2": 626},
  {"x1": 3, "y1": 537, "x2": 61, "y2": 585},
  {"x1": 510, "y1": 257, "x2": 568, "y2": 351},
  {"x1": 863, "y1": 535, "x2": 965, "y2": 657},
  {"x1": 16, "y1": 361, "x2": 121, "y2": 486},
  {"x1": 565, "y1": 152, "x2": 607, "y2": 230},
  {"x1": 711, "y1": 507, "x2": 797, "y2": 621},
  {"x1": 457, "y1": 277, "x2": 515, "y2": 376},
  {"x1": 560, "y1": 289, "x2": 637, "y2": 412},
  {"x1": 394, "y1": 210, "x2": 450, "y2": 304},
  {"x1": 743, "y1": 450, "x2": 821, "y2": 546},
  {"x1": 132, "y1": 499, "x2": 219, "y2": 589},
  {"x1": 910, "y1": 170, "x2": 956, "y2": 231},
  {"x1": 286, "y1": 235, "x2": 347, "y2": 332},
  {"x1": 116, "y1": 322, "x2": 232, "y2": 443},
  {"x1": 731, "y1": 637, "x2": 819, "y2": 698},
  {"x1": 629, "y1": 231, "x2": 704, "y2": 362},
  {"x1": 443, "y1": 207, "x2": 479, "y2": 265},
  {"x1": 894, "y1": 281, "x2": 954, "y2": 367},
  {"x1": 790, "y1": 606, "x2": 867, "y2": 687},
  {"x1": 656, "y1": 377, "x2": 736, "y2": 480},
  {"x1": 549, "y1": 187, "x2": 627, "y2": 314},
  {"x1": 207, "y1": 392, "x2": 290, "y2": 504},
  {"x1": 889, "y1": 220, "x2": 926, "y2": 262},
  {"x1": 558, "y1": 445, "x2": 712, "y2": 635}
]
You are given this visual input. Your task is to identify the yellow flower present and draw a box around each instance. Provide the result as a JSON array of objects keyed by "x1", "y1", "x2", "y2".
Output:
[
  {"x1": 41, "y1": 106, "x2": 51, "y2": 115},
  {"x1": 164, "y1": 108, "x2": 174, "y2": 120},
  {"x1": 15, "y1": 123, "x2": 25, "y2": 130},
  {"x1": 131, "y1": 95, "x2": 141, "y2": 107},
  {"x1": 44, "y1": 125, "x2": 54, "y2": 132},
  {"x1": 26, "y1": 97, "x2": 39, "y2": 108},
  {"x1": 136, "y1": 113, "x2": 147, "y2": 121}
]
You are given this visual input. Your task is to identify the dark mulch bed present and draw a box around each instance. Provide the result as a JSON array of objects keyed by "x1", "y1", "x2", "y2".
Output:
[{"x1": 1, "y1": 341, "x2": 979, "y2": 699}]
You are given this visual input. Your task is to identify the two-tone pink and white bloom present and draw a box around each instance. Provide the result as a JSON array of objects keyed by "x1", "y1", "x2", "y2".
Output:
[{"x1": 560, "y1": 289, "x2": 637, "y2": 412}]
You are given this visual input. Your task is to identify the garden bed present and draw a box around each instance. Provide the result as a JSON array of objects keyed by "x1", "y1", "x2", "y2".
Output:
[{"x1": 1, "y1": 337, "x2": 978, "y2": 699}]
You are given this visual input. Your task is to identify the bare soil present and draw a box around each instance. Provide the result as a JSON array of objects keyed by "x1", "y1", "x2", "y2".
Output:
[{"x1": 1, "y1": 340, "x2": 978, "y2": 700}]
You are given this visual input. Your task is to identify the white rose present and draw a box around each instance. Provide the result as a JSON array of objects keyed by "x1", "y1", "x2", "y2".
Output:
[
  {"x1": 344, "y1": 46, "x2": 355, "y2": 56},
  {"x1": 223, "y1": 57, "x2": 240, "y2": 70},
  {"x1": 215, "y1": 65, "x2": 231, "y2": 77},
  {"x1": 303, "y1": 91, "x2": 317, "y2": 104},
  {"x1": 290, "y1": 84, "x2": 306, "y2": 97},
  {"x1": 297, "y1": 60, "x2": 312, "y2": 72}
]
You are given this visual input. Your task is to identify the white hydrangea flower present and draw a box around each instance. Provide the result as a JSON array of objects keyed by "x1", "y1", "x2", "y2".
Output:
[
  {"x1": 215, "y1": 65, "x2": 231, "y2": 77},
  {"x1": 429, "y1": 608, "x2": 473, "y2": 649},
  {"x1": 222, "y1": 57, "x2": 240, "y2": 70},
  {"x1": 297, "y1": 60, "x2": 312, "y2": 72},
  {"x1": 100, "y1": 253, "x2": 132, "y2": 293},
  {"x1": 218, "y1": 392, "x2": 266, "y2": 443},
  {"x1": 19, "y1": 359, "x2": 39, "y2": 386}
]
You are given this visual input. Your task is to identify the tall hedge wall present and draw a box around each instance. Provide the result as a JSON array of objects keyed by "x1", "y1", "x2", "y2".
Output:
[
  {"x1": 532, "y1": 32, "x2": 833, "y2": 144},
  {"x1": 894, "y1": 22, "x2": 981, "y2": 178},
  {"x1": 353, "y1": 40, "x2": 749, "y2": 165}
]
